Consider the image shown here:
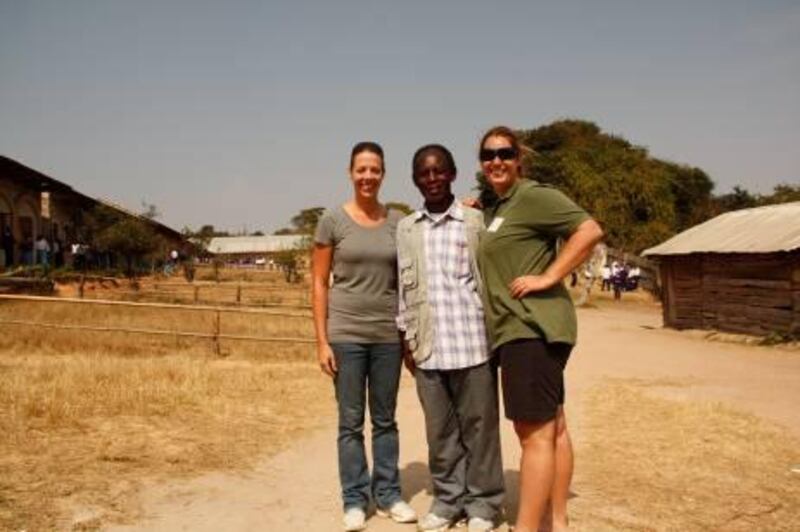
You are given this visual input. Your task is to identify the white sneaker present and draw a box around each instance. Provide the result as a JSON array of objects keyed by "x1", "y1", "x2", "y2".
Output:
[
  {"x1": 343, "y1": 507, "x2": 367, "y2": 531},
  {"x1": 377, "y1": 500, "x2": 418, "y2": 523},
  {"x1": 467, "y1": 516, "x2": 495, "y2": 531},
  {"x1": 417, "y1": 512, "x2": 453, "y2": 531}
]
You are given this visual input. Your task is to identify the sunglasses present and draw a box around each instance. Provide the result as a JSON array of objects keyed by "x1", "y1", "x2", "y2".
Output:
[{"x1": 479, "y1": 147, "x2": 517, "y2": 162}]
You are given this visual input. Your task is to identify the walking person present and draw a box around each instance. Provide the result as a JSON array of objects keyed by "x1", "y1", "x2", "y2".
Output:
[
  {"x1": 397, "y1": 145, "x2": 504, "y2": 532},
  {"x1": 312, "y1": 141, "x2": 417, "y2": 531},
  {"x1": 476, "y1": 126, "x2": 603, "y2": 532}
]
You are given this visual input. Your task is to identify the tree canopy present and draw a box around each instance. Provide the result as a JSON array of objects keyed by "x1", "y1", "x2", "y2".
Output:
[
  {"x1": 274, "y1": 207, "x2": 326, "y2": 236},
  {"x1": 87, "y1": 205, "x2": 165, "y2": 276}
]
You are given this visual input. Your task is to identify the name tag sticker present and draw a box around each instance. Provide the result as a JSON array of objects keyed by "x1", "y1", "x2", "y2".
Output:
[{"x1": 487, "y1": 217, "x2": 505, "y2": 233}]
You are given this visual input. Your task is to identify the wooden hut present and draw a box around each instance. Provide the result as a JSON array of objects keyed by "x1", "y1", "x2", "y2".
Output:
[{"x1": 642, "y1": 202, "x2": 800, "y2": 337}]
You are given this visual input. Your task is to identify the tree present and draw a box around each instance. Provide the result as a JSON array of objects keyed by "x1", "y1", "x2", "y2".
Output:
[
  {"x1": 289, "y1": 207, "x2": 325, "y2": 235},
  {"x1": 182, "y1": 224, "x2": 229, "y2": 249},
  {"x1": 664, "y1": 163, "x2": 714, "y2": 231},
  {"x1": 275, "y1": 207, "x2": 325, "y2": 235},
  {"x1": 87, "y1": 205, "x2": 164, "y2": 277},
  {"x1": 758, "y1": 183, "x2": 800, "y2": 206},
  {"x1": 272, "y1": 235, "x2": 311, "y2": 283},
  {"x1": 385, "y1": 202, "x2": 414, "y2": 215},
  {"x1": 712, "y1": 185, "x2": 757, "y2": 214}
]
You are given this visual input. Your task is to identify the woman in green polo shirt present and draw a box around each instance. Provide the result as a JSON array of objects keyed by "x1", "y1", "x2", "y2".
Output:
[{"x1": 476, "y1": 126, "x2": 604, "y2": 532}]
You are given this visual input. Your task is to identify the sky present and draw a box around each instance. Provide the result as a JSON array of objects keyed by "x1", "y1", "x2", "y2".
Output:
[{"x1": 1, "y1": 0, "x2": 798, "y2": 233}]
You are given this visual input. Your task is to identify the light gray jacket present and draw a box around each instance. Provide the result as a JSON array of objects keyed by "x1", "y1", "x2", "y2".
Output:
[{"x1": 396, "y1": 205, "x2": 485, "y2": 363}]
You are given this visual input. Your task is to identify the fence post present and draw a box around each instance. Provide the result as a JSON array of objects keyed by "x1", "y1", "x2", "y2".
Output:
[
  {"x1": 194, "y1": 285, "x2": 199, "y2": 304},
  {"x1": 79, "y1": 274, "x2": 85, "y2": 299},
  {"x1": 236, "y1": 284, "x2": 242, "y2": 305},
  {"x1": 213, "y1": 309, "x2": 221, "y2": 356}
]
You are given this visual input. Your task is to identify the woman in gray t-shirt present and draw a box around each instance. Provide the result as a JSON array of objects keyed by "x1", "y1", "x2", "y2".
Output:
[{"x1": 311, "y1": 142, "x2": 416, "y2": 530}]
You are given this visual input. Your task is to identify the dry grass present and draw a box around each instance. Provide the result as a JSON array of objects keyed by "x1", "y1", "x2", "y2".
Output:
[
  {"x1": 0, "y1": 279, "x2": 330, "y2": 530},
  {"x1": 193, "y1": 265, "x2": 308, "y2": 285},
  {"x1": 0, "y1": 346, "x2": 333, "y2": 531},
  {"x1": 574, "y1": 379, "x2": 800, "y2": 531}
]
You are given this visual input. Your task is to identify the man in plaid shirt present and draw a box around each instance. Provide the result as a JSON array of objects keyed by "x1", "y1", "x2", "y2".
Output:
[{"x1": 397, "y1": 145, "x2": 504, "y2": 532}]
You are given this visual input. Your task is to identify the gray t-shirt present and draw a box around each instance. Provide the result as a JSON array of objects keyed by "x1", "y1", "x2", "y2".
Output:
[{"x1": 314, "y1": 206, "x2": 403, "y2": 343}]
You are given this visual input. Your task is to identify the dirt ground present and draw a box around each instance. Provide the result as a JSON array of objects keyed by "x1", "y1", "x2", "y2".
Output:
[{"x1": 97, "y1": 297, "x2": 800, "y2": 532}]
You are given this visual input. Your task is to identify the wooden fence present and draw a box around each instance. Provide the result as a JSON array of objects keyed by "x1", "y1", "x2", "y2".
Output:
[
  {"x1": 0, "y1": 294, "x2": 315, "y2": 356},
  {"x1": 73, "y1": 280, "x2": 311, "y2": 307}
]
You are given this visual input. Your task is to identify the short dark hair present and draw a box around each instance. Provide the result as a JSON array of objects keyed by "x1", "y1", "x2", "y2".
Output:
[
  {"x1": 411, "y1": 144, "x2": 457, "y2": 182},
  {"x1": 350, "y1": 141, "x2": 385, "y2": 172}
]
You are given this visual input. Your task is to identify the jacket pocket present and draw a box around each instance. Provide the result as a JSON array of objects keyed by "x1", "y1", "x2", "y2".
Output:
[
  {"x1": 404, "y1": 317, "x2": 419, "y2": 351},
  {"x1": 399, "y1": 257, "x2": 418, "y2": 291}
]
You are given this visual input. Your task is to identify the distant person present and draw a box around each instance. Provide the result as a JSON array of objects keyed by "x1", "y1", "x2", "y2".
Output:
[
  {"x1": 34, "y1": 235, "x2": 50, "y2": 267},
  {"x1": 311, "y1": 142, "x2": 416, "y2": 531},
  {"x1": 71, "y1": 242, "x2": 81, "y2": 270},
  {"x1": 476, "y1": 126, "x2": 603, "y2": 532},
  {"x1": 163, "y1": 249, "x2": 179, "y2": 275},
  {"x1": 628, "y1": 265, "x2": 641, "y2": 291},
  {"x1": 2, "y1": 226, "x2": 14, "y2": 267},
  {"x1": 612, "y1": 264, "x2": 628, "y2": 300},
  {"x1": 397, "y1": 144, "x2": 504, "y2": 532},
  {"x1": 601, "y1": 264, "x2": 612, "y2": 291}
]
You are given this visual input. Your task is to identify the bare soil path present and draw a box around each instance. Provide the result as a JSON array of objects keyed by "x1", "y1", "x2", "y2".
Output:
[{"x1": 107, "y1": 302, "x2": 800, "y2": 531}]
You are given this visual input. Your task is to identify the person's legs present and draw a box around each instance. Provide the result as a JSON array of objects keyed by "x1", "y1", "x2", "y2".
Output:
[
  {"x1": 514, "y1": 419, "x2": 556, "y2": 532},
  {"x1": 367, "y1": 342, "x2": 403, "y2": 510},
  {"x1": 331, "y1": 343, "x2": 371, "y2": 511},
  {"x1": 499, "y1": 340, "x2": 571, "y2": 532},
  {"x1": 416, "y1": 368, "x2": 467, "y2": 520},
  {"x1": 550, "y1": 406, "x2": 573, "y2": 531},
  {"x1": 451, "y1": 362, "x2": 504, "y2": 522}
]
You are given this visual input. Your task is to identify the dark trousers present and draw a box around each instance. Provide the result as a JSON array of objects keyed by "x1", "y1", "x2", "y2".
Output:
[{"x1": 415, "y1": 361, "x2": 504, "y2": 521}]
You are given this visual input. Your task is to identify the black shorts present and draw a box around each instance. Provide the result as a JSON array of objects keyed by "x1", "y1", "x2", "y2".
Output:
[{"x1": 497, "y1": 339, "x2": 572, "y2": 423}]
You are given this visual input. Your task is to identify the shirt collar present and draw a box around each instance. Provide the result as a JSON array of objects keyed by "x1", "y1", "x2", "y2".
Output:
[
  {"x1": 414, "y1": 199, "x2": 464, "y2": 223},
  {"x1": 497, "y1": 179, "x2": 522, "y2": 202}
]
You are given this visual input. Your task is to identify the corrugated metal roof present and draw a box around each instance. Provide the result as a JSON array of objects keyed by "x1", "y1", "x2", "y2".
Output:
[
  {"x1": 642, "y1": 201, "x2": 800, "y2": 256},
  {"x1": 207, "y1": 235, "x2": 309, "y2": 255}
]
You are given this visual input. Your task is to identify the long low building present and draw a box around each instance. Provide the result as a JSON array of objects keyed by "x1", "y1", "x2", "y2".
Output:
[
  {"x1": 0, "y1": 155, "x2": 187, "y2": 268},
  {"x1": 643, "y1": 202, "x2": 800, "y2": 337},
  {"x1": 206, "y1": 235, "x2": 310, "y2": 268}
]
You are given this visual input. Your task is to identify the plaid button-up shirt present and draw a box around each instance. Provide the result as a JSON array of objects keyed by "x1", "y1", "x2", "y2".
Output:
[{"x1": 399, "y1": 202, "x2": 490, "y2": 371}]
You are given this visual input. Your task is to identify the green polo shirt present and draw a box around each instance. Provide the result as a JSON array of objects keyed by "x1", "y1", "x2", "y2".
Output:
[{"x1": 478, "y1": 179, "x2": 590, "y2": 350}]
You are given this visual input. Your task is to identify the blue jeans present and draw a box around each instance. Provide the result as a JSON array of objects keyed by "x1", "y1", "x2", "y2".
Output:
[{"x1": 331, "y1": 342, "x2": 403, "y2": 511}]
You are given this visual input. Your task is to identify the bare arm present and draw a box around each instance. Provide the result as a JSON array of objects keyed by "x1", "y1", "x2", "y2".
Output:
[
  {"x1": 311, "y1": 243, "x2": 337, "y2": 376},
  {"x1": 509, "y1": 219, "x2": 605, "y2": 298}
]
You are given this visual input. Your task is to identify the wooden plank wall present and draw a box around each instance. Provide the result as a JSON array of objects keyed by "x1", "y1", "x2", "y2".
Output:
[{"x1": 661, "y1": 252, "x2": 799, "y2": 336}]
